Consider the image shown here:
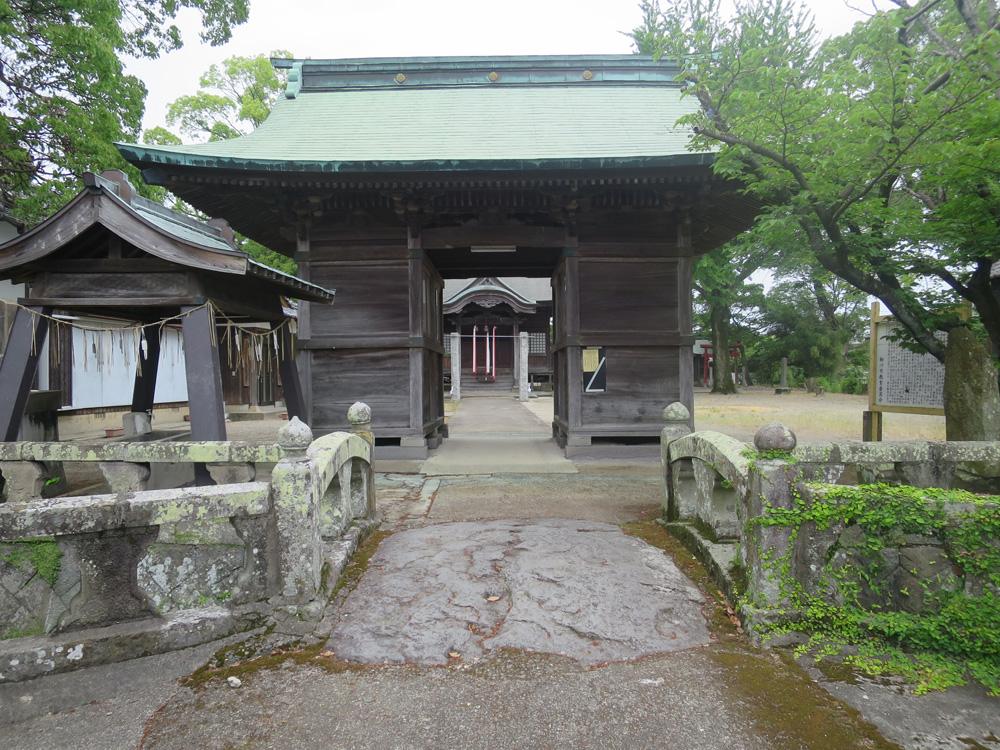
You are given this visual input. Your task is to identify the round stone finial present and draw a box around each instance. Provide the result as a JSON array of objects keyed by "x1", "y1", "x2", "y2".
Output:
[
  {"x1": 347, "y1": 401, "x2": 372, "y2": 425},
  {"x1": 753, "y1": 422, "x2": 797, "y2": 452},
  {"x1": 662, "y1": 402, "x2": 691, "y2": 423},
  {"x1": 277, "y1": 416, "x2": 313, "y2": 451}
]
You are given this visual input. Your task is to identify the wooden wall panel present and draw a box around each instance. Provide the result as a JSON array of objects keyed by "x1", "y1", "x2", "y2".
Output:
[
  {"x1": 310, "y1": 348, "x2": 411, "y2": 432},
  {"x1": 580, "y1": 347, "x2": 681, "y2": 428},
  {"x1": 578, "y1": 259, "x2": 678, "y2": 334},
  {"x1": 308, "y1": 262, "x2": 409, "y2": 337}
]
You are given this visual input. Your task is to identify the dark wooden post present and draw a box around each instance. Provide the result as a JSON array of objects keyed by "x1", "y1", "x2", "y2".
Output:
[
  {"x1": 181, "y1": 305, "x2": 227, "y2": 442},
  {"x1": 273, "y1": 319, "x2": 306, "y2": 421},
  {"x1": 0, "y1": 306, "x2": 51, "y2": 441},
  {"x1": 130, "y1": 325, "x2": 161, "y2": 413}
]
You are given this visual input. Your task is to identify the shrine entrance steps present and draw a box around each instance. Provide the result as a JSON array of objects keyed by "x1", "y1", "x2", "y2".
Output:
[{"x1": 459, "y1": 368, "x2": 515, "y2": 396}]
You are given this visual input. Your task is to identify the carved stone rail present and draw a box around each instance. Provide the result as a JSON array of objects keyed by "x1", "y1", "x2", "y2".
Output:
[
  {"x1": 0, "y1": 483, "x2": 269, "y2": 632},
  {"x1": 663, "y1": 413, "x2": 1000, "y2": 541},
  {"x1": 0, "y1": 439, "x2": 286, "y2": 500},
  {"x1": 269, "y1": 402, "x2": 375, "y2": 608},
  {"x1": 665, "y1": 430, "x2": 750, "y2": 539},
  {"x1": 0, "y1": 404, "x2": 376, "y2": 683}
]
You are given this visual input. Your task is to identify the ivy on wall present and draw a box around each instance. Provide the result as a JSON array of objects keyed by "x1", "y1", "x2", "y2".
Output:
[{"x1": 748, "y1": 484, "x2": 1000, "y2": 695}]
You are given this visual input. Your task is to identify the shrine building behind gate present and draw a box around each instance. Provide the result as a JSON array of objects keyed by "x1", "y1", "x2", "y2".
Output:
[{"x1": 118, "y1": 55, "x2": 758, "y2": 457}]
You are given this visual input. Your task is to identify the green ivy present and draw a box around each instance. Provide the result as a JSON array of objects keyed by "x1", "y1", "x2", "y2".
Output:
[
  {"x1": 750, "y1": 484, "x2": 1000, "y2": 695},
  {"x1": 741, "y1": 447, "x2": 798, "y2": 472}
]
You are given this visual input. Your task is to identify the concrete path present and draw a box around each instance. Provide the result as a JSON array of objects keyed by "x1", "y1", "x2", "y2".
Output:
[{"x1": 422, "y1": 396, "x2": 576, "y2": 475}]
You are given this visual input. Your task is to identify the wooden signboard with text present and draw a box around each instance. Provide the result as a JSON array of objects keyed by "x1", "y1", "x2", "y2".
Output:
[{"x1": 865, "y1": 302, "x2": 945, "y2": 440}]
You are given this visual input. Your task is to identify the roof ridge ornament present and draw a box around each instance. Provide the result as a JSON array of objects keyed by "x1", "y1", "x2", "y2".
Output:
[{"x1": 285, "y1": 61, "x2": 303, "y2": 99}]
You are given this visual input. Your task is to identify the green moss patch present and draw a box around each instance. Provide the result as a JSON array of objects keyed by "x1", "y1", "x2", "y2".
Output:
[
  {"x1": 0, "y1": 539, "x2": 62, "y2": 587},
  {"x1": 329, "y1": 529, "x2": 392, "y2": 603}
]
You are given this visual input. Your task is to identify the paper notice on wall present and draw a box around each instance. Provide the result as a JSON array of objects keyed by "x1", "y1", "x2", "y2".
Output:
[{"x1": 582, "y1": 348, "x2": 600, "y2": 372}]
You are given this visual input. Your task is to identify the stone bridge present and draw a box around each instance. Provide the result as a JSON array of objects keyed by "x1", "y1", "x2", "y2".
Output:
[{"x1": 0, "y1": 404, "x2": 376, "y2": 683}]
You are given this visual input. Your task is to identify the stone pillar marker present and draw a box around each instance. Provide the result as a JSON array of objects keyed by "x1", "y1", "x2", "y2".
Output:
[
  {"x1": 775, "y1": 357, "x2": 791, "y2": 395},
  {"x1": 744, "y1": 422, "x2": 799, "y2": 616},
  {"x1": 347, "y1": 401, "x2": 376, "y2": 519},
  {"x1": 450, "y1": 331, "x2": 461, "y2": 401},
  {"x1": 518, "y1": 332, "x2": 530, "y2": 401}
]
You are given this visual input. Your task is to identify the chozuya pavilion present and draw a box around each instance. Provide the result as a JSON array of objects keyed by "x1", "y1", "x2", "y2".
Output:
[{"x1": 118, "y1": 55, "x2": 757, "y2": 457}]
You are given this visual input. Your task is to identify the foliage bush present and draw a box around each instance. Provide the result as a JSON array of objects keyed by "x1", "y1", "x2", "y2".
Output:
[{"x1": 749, "y1": 484, "x2": 1000, "y2": 694}]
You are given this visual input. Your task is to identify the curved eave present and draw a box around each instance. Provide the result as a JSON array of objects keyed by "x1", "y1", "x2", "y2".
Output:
[
  {"x1": 247, "y1": 260, "x2": 334, "y2": 303},
  {"x1": 116, "y1": 143, "x2": 717, "y2": 176},
  {"x1": 0, "y1": 184, "x2": 253, "y2": 277}
]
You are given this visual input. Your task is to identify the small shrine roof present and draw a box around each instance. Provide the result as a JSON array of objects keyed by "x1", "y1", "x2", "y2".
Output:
[{"x1": 0, "y1": 172, "x2": 334, "y2": 304}]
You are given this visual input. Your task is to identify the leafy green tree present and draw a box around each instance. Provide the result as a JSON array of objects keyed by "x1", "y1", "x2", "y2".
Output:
[
  {"x1": 633, "y1": 0, "x2": 1000, "y2": 428},
  {"x1": 146, "y1": 51, "x2": 291, "y2": 143},
  {"x1": 692, "y1": 239, "x2": 774, "y2": 393},
  {"x1": 0, "y1": 0, "x2": 249, "y2": 224},
  {"x1": 752, "y1": 271, "x2": 868, "y2": 387},
  {"x1": 145, "y1": 52, "x2": 296, "y2": 274}
]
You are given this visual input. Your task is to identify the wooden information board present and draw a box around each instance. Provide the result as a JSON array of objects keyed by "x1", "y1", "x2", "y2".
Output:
[{"x1": 865, "y1": 302, "x2": 945, "y2": 440}]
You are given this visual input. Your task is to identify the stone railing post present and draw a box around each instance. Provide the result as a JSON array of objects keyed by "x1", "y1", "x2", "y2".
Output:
[
  {"x1": 347, "y1": 402, "x2": 376, "y2": 518},
  {"x1": 269, "y1": 417, "x2": 321, "y2": 604},
  {"x1": 519, "y1": 332, "x2": 530, "y2": 401},
  {"x1": 743, "y1": 422, "x2": 800, "y2": 621},
  {"x1": 450, "y1": 331, "x2": 461, "y2": 401},
  {"x1": 347, "y1": 401, "x2": 374, "y2": 448},
  {"x1": 661, "y1": 402, "x2": 693, "y2": 517},
  {"x1": 0, "y1": 460, "x2": 48, "y2": 501},
  {"x1": 99, "y1": 461, "x2": 151, "y2": 494}
]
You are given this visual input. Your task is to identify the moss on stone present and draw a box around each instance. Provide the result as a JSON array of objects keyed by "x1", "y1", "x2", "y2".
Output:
[{"x1": 0, "y1": 539, "x2": 62, "y2": 587}]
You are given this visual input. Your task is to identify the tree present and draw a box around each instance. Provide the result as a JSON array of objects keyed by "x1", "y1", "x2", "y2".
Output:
[
  {"x1": 145, "y1": 52, "x2": 296, "y2": 274},
  {"x1": 752, "y1": 271, "x2": 868, "y2": 386},
  {"x1": 633, "y1": 0, "x2": 1000, "y2": 431},
  {"x1": 1, "y1": 0, "x2": 249, "y2": 224},
  {"x1": 692, "y1": 239, "x2": 773, "y2": 393},
  {"x1": 145, "y1": 51, "x2": 291, "y2": 144}
]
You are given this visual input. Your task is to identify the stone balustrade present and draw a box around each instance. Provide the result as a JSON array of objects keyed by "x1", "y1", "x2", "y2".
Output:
[
  {"x1": 0, "y1": 405, "x2": 376, "y2": 683},
  {"x1": 659, "y1": 405, "x2": 1000, "y2": 638},
  {"x1": 0, "y1": 483, "x2": 269, "y2": 634},
  {"x1": 662, "y1": 407, "x2": 1000, "y2": 541},
  {"x1": 0, "y1": 439, "x2": 286, "y2": 501}
]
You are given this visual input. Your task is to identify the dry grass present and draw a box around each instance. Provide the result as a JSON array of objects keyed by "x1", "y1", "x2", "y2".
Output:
[{"x1": 695, "y1": 387, "x2": 945, "y2": 443}]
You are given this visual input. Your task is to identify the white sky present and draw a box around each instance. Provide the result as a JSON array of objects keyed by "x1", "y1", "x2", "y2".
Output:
[{"x1": 126, "y1": 0, "x2": 882, "y2": 134}]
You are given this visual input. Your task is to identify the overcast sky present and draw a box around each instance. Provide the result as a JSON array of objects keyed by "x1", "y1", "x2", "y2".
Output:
[{"x1": 126, "y1": 0, "x2": 885, "y2": 135}]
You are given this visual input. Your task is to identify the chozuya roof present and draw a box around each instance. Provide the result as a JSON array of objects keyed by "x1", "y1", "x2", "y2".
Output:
[
  {"x1": 443, "y1": 277, "x2": 542, "y2": 315},
  {"x1": 116, "y1": 55, "x2": 710, "y2": 175},
  {"x1": 0, "y1": 171, "x2": 334, "y2": 303}
]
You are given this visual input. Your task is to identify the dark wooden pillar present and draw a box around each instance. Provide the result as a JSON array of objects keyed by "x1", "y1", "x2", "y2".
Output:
[
  {"x1": 130, "y1": 325, "x2": 161, "y2": 413},
  {"x1": 273, "y1": 319, "x2": 306, "y2": 421},
  {"x1": 181, "y1": 305, "x2": 227, "y2": 441},
  {"x1": 294, "y1": 220, "x2": 313, "y2": 424},
  {"x1": 0, "y1": 306, "x2": 51, "y2": 441}
]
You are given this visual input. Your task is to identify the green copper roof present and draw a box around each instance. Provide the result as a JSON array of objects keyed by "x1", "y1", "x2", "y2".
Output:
[{"x1": 119, "y1": 55, "x2": 709, "y2": 175}]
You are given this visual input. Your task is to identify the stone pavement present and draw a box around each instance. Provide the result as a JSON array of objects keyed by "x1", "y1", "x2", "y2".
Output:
[
  {"x1": 422, "y1": 396, "x2": 576, "y2": 474},
  {"x1": 327, "y1": 519, "x2": 709, "y2": 665}
]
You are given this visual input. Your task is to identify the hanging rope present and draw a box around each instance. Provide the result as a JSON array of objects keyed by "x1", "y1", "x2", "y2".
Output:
[{"x1": 0, "y1": 300, "x2": 295, "y2": 381}]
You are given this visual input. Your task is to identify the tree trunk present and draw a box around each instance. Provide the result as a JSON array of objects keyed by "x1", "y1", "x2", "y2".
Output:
[
  {"x1": 943, "y1": 326, "x2": 1000, "y2": 441},
  {"x1": 710, "y1": 302, "x2": 737, "y2": 394}
]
